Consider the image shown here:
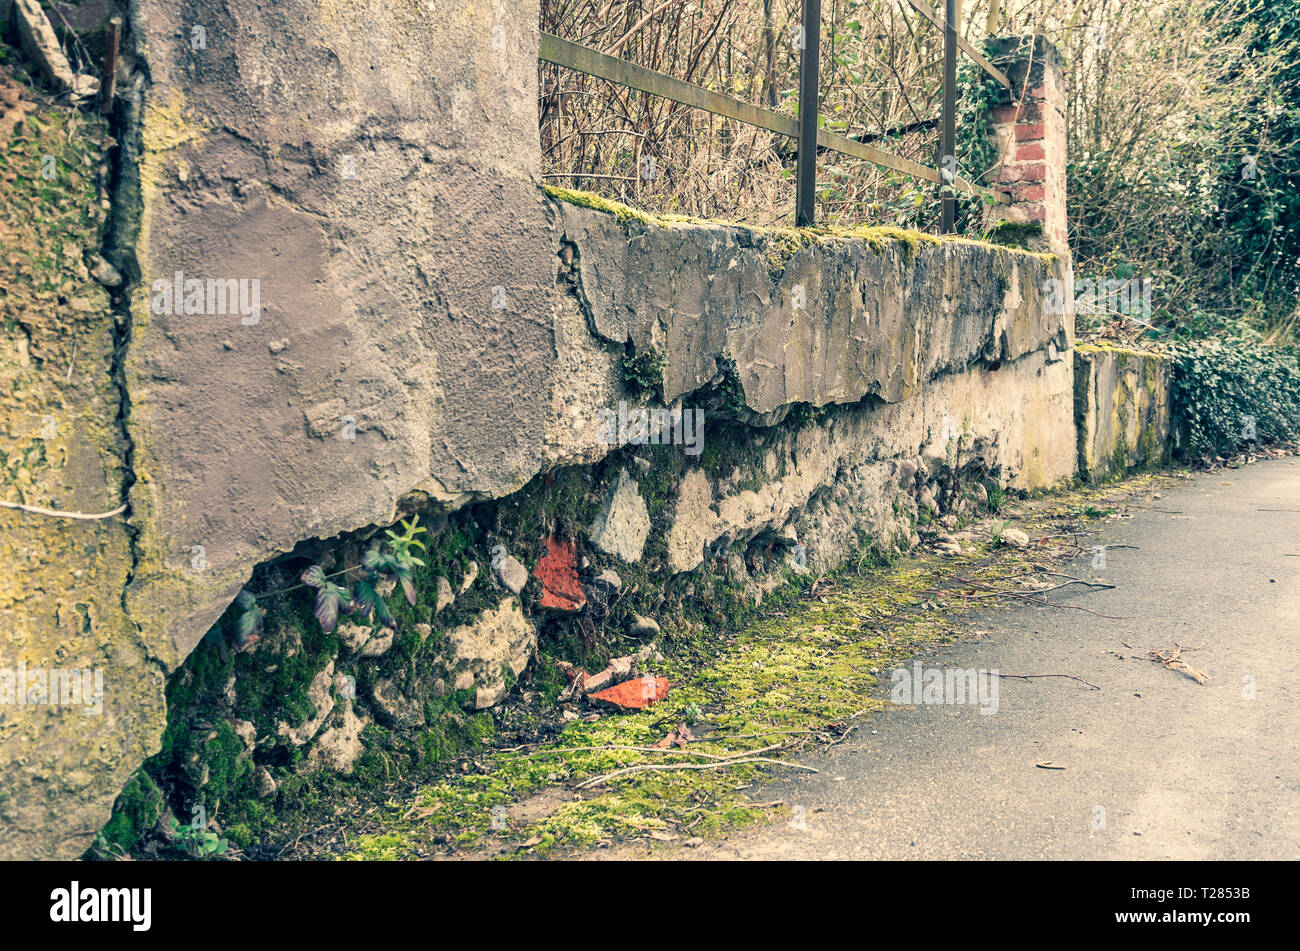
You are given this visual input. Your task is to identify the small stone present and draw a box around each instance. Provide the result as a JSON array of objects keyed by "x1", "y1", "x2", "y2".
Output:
[
  {"x1": 595, "y1": 568, "x2": 622, "y2": 592},
  {"x1": 588, "y1": 468, "x2": 650, "y2": 563},
  {"x1": 253, "y1": 767, "x2": 277, "y2": 799},
  {"x1": 230, "y1": 718, "x2": 257, "y2": 757},
  {"x1": 371, "y1": 677, "x2": 426, "y2": 729},
  {"x1": 1001, "y1": 528, "x2": 1030, "y2": 549},
  {"x1": 414, "y1": 622, "x2": 433, "y2": 642},
  {"x1": 921, "y1": 438, "x2": 948, "y2": 473},
  {"x1": 435, "y1": 576, "x2": 454, "y2": 614},
  {"x1": 306, "y1": 703, "x2": 368, "y2": 774},
  {"x1": 973, "y1": 483, "x2": 989, "y2": 504},
  {"x1": 459, "y1": 560, "x2": 479, "y2": 594},
  {"x1": 358, "y1": 629, "x2": 394, "y2": 657},
  {"x1": 490, "y1": 546, "x2": 528, "y2": 595},
  {"x1": 284, "y1": 663, "x2": 335, "y2": 745},
  {"x1": 337, "y1": 621, "x2": 371, "y2": 654},
  {"x1": 629, "y1": 614, "x2": 660, "y2": 638},
  {"x1": 88, "y1": 254, "x2": 122, "y2": 287}
]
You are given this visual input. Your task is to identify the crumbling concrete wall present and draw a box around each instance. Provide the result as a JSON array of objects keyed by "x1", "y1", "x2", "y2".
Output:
[
  {"x1": 122, "y1": 0, "x2": 558, "y2": 670},
  {"x1": 2, "y1": 0, "x2": 1080, "y2": 859},
  {"x1": 1074, "y1": 345, "x2": 1173, "y2": 482},
  {"x1": 0, "y1": 62, "x2": 166, "y2": 862}
]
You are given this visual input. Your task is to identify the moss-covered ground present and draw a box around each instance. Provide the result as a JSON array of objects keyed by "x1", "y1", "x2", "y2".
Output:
[{"x1": 287, "y1": 470, "x2": 1190, "y2": 861}]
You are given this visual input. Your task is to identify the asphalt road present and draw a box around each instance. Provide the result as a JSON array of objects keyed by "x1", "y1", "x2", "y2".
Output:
[{"x1": 676, "y1": 458, "x2": 1300, "y2": 859}]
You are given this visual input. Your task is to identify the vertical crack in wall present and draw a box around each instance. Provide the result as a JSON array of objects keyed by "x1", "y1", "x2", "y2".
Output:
[{"x1": 102, "y1": 67, "x2": 150, "y2": 661}]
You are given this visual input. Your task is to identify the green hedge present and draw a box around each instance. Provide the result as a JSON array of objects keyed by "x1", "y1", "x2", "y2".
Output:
[{"x1": 1169, "y1": 337, "x2": 1300, "y2": 459}]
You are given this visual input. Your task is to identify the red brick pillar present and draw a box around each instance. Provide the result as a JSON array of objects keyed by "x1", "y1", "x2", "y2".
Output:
[{"x1": 984, "y1": 37, "x2": 1068, "y2": 259}]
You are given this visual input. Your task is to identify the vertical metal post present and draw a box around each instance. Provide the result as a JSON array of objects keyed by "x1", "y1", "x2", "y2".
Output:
[
  {"x1": 100, "y1": 16, "x2": 121, "y2": 116},
  {"x1": 940, "y1": 0, "x2": 959, "y2": 233},
  {"x1": 763, "y1": 0, "x2": 777, "y2": 108},
  {"x1": 795, "y1": 0, "x2": 821, "y2": 227}
]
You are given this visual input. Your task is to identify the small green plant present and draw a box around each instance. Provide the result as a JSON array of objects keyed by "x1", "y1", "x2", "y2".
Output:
[
  {"x1": 989, "y1": 519, "x2": 1006, "y2": 544},
  {"x1": 983, "y1": 220, "x2": 1044, "y2": 250},
  {"x1": 986, "y1": 484, "x2": 1005, "y2": 513},
  {"x1": 233, "y1": 515, "x2": 429, "y2": 641},
  {"x1": 620, "y1": 347, "x2": 664, "y2": 396},
  {"x1": 680, "y1": 702, "x2": 703, "y2": 725},
  {"x1": 712, "y1": 355, "x2": 748, "y2": 417},
  {"x1": 1077, "y1": 505, "x2": 1112, "y2": 519},
  {"x1": 169, "y1": 819, "x2": 228, "y2": 858}
]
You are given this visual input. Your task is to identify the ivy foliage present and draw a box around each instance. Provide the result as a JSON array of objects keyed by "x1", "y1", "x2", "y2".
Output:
[
  {"x1": 1169, "y1": 337, "x2": 1300, "y2": 458},
  {"x1": 955, "y1": 38, "x2": 1010, "y2": 233}
]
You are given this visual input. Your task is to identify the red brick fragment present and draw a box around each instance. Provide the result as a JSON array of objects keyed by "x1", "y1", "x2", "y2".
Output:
[
  {"x1": 533, "y1": 535, "x2": 585, "y2": 613},
  {"x1": 589, "y1": 675, "x2": 669, "y2": 710}
]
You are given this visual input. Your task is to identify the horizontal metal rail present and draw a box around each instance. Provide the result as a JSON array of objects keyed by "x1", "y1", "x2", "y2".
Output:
[
  {"x1": 899, "y1": 0, "x2": 1012, "y2": 89},
  {"x1": 539, "y1": 31, "x2": 1006, "y2": 204}
]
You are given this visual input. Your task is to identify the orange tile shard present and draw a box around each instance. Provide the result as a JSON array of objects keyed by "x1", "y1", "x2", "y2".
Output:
[
  {"x1": 589, "y1": 675, "x2": 669, "y2": 710},
  {"x1": 533, "y1": 534, "x2": 585, "y2": 614}
]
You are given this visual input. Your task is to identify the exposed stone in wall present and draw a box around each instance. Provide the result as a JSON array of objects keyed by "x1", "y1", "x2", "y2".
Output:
[
  {"x1": 1074, "y1": 345, "x2": 1174, "y2": 482},
  {"x1": 95, "y1": 335, "x2": 1076, "y2": 856},
  {"x1": 664, "y1": 345, "x2": 1074, "y2": 578},
  {"x1": 444, "y1": 597, "x2": 537, "y2": 710},
  {"x1": 588, "y1": 468, "x2": 650, "y2": 563}
]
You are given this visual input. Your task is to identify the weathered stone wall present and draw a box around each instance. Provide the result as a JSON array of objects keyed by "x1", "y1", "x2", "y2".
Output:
[
  {"x1": 2, "y1": 0, "x2": 1080, "y2": 859},
  {"x1": 0, "y1": 63, "x2": 165, "y2": 861},
  {"x1": 88, "y1": 195, "x2": 1078, "y2": 856},
  {"x1": 1074, "y1": 345, "x2": 1174, "y2": 482}
]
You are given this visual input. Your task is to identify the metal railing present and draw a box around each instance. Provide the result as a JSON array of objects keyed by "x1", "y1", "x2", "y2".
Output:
[{"x1": 539, "y1": 0, "x2": 1012, "y2": 230}]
